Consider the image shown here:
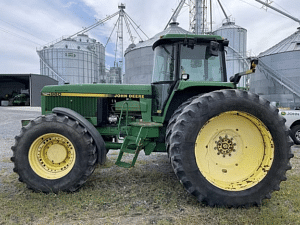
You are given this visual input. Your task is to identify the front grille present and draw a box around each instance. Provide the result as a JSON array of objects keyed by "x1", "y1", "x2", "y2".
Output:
[{"x1": 44, "y1": 96, "x2": 97, "y2": 117}]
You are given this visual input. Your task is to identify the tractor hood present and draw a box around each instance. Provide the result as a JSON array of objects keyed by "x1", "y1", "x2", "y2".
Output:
[{"x1": 41, "y1": 83, "x2": 152, "y2": 98}]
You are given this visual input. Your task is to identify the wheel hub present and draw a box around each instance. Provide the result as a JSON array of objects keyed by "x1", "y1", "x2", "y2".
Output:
[
  {"x1": 47, "y1": 144, "x2": 68, "y2": 164},
  {"x1": 29, "y1": 133, "x2": 76, "y2": 179},
  {"x1": 215, "y1": 135, "x2": 236, "y2": 157},
  {"x1": 195, "y1": 111, "x2": 274, "y2": 191},
  {"x1": 36, "y1": 136, "x2": 74, "y2": 172}
]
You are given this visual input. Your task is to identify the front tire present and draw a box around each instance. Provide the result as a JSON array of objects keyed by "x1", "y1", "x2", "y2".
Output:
[
  {"x1": 11, "y1": 114, "x2": 97, "y2": 193},
  {"x1": 169, "y1": 89, "x2": 293, "y2": 207}
]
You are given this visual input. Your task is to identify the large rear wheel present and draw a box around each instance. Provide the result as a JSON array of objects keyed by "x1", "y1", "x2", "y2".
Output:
[
  {"x1": 169, "y1": 89, "x2": 293, "y2": 207},
  {"x1": 166, "y1": 95, "x2": 201, "y2": 158},
  {"x1": 11, "y1": 114, "x2": 97, "y2": 192}
]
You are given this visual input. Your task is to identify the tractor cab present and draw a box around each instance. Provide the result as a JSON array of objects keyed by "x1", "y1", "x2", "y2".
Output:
[{"x1": 151, "y1": 34, "x2": 228, "y2": 116}]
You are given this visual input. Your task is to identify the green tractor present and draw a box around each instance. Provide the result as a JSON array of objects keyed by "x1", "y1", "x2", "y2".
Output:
[
  {"x1": 12, "y1": 93, "x2": 30, "y2": 106},
  {"x1": 11, "y1": 34, "x2": 293, "y2": 207}
]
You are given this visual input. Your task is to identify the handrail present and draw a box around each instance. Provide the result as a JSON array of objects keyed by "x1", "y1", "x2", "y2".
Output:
[{"x1": 118, "y1": 101, "x2": 129, "y2": 135}]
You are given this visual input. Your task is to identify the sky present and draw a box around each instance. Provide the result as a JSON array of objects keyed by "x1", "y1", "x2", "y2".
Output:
[{"x1": 0, "y1": 0, "x2": 299, "y2": 74}]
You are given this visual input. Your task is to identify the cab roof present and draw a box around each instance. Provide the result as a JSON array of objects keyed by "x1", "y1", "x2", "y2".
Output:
[{"x1": 152, "y1": 34, "x2": 226, "y2": 50}]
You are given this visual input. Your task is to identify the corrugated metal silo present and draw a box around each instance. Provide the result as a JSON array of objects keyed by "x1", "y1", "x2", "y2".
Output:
[
  {"x1": 250, "y1": 28, "x2": 300, "y2": 108},
  {"x1": 124, "y1": 22, "x2": 191, "y2": 84},
  {"x1": 108, "y1": 67, "x2": 122, "y2": 84},
  {"x1": 213, "y1": 20, "x2": 248, "y2": 86},
  {"x1": 38, "y1": 34, "x2": 105, "y2": 84}
]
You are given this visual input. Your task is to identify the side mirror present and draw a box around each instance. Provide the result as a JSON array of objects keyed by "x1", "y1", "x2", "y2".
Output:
[
  {"x1": 209, "y1": 41, "x2": 219, "y2": 56},
  {"x1": 250, "y1": 59, "x2": 259, "y2": 72},
  {"x1": 181, "y1": 73, "x2": 190, "y2": 81},
  {"x1": 230, "y1": 58, "x2": 259, "y2": 84}
]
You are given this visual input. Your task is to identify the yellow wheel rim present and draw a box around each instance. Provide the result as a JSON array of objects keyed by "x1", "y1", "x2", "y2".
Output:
[
  {"x1": 29, "y1": 133, "x2": 76, "y2": 179},
  {"x1": 195, "y1": 111, "x2": 274, "y2": 191}
]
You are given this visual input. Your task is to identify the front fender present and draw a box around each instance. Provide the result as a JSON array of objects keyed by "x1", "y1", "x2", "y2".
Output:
[{"x1": 52, "y1": 107, "x2": 106, "y2": 165}]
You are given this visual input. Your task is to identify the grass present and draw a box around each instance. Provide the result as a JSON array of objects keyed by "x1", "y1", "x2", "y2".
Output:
[
  {"x1": 0, "y1": 151, "x2": 300, "y2": 224},
  {"x1": 0, "y1": 157, "x2": 11, "y2": 163}
]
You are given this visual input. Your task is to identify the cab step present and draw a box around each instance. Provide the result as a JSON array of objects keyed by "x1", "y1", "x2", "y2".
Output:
[
  {"x1": 115, "y1": 122, "x2": 162, "y2": 168},
  {"x1": 115, "y1": 135, "x2": 142, "y2": 168}
]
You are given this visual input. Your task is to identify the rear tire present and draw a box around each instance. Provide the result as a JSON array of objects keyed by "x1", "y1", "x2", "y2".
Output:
[
  {"x1": 290, "y1": 125, "x2": 300, "y2": 145},
  {"x1": 165, "y1": 95, "x2": 201, "y2": 158},
  {"x1": 169, "y1": 89, "x2": 293, "y2": 207},
  {"x1": 11, "y1": 114, "x2": 97, "y2": 193}
]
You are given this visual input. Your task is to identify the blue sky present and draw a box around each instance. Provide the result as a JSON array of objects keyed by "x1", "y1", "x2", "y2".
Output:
[{"x1": 0, "y1": 0, "x2": 299, "y2": 74}]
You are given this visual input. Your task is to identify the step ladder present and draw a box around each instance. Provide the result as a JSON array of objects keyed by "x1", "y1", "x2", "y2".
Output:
[{"x1": 115, "y1": 122, "x2": 162, "y2": 168}]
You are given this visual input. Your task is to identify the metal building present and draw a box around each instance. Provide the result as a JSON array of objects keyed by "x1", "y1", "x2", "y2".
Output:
[
  {"x1": 37, "y1": 34, "x2": 105, "y2": 84},
  {"x1": 0, "y1": 74, "x2": 58, "y2": 106},
  {"x1": 213, "y1": 20, "x2": 248, "y2": 87},
  {"x1": 124, "y1": 22, "x2": 191, "y2": 84},
  {"x1": 250, "y1": 28, "x2": 300, "y2": 109}
]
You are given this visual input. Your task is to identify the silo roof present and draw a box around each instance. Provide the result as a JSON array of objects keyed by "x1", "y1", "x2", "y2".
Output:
[
  {"x1": 40, "y1": 34, "x2": 100, "y2": 52},
  {"x1": 125, "y1": 22, "x2": 191, "y2": 54},
  {"x1": 259, "y1": 28, "x2": 300, "y2": 57},
  {"x1": 215, "y1": 21, "x2": 247, "y2": 31},
  {"x1": 53, "y1": 39, "x2": 79, "y2": 50}
]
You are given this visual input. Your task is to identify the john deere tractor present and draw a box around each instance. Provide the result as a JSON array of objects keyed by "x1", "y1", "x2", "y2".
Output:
[{"x1": 11, "y1": 34, "x2": 293, "y2": 207}]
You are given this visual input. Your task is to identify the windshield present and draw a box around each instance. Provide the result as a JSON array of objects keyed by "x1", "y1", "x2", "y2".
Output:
[
  {"x1": 152, "y1": 44, "x2": 176, "y2": 83},
  {"x1": 180, "y1": 45, "x2": 223, "y2": 82},
  {"x1": 152, "y1": 43, "x2": 224, "y2": 83}
]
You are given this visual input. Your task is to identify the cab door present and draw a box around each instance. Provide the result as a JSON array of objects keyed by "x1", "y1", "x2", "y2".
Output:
[{"x1": 151, "y1": 43, "x2": 178, "y2": 115}]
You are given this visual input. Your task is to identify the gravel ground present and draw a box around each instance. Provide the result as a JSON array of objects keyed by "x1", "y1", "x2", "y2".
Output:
[{"x1": 0, "y1": 106, "x2": 42, "y2": 172}]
